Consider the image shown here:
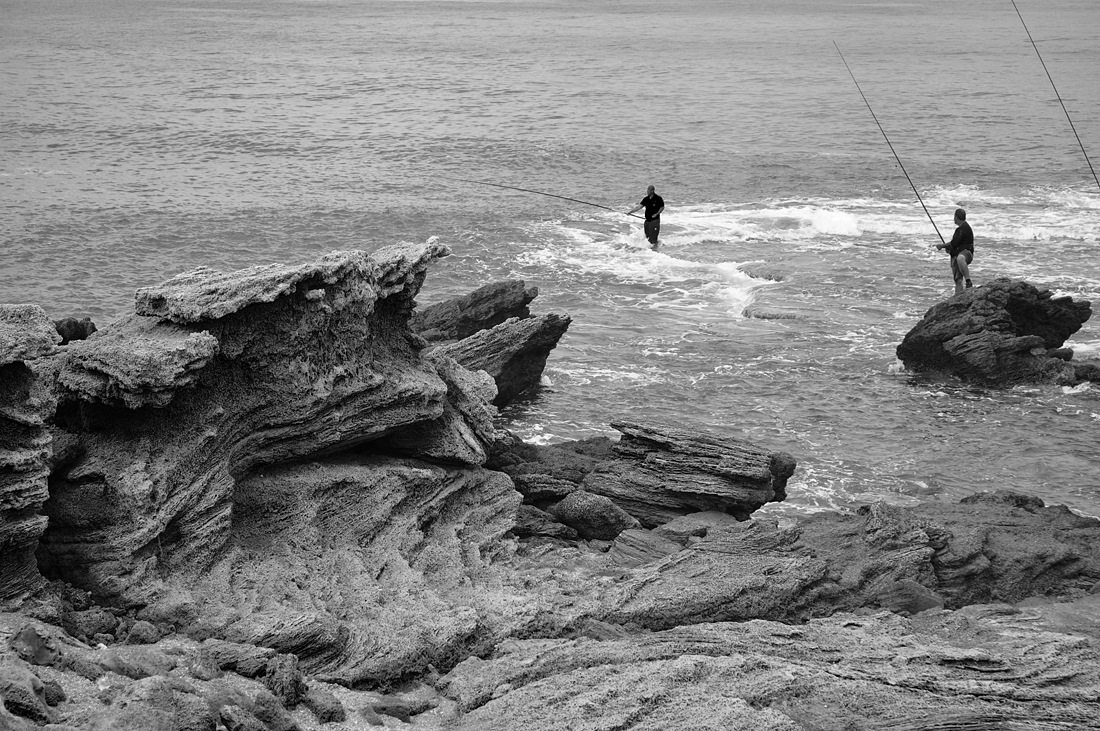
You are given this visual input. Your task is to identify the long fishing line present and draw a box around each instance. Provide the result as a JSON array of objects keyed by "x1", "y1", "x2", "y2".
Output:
[
  {"x1": 834, "y1": 42, "x2": 946, "y2": 244},
  {"x1": 1011, "y1": 0, "x2": 1100, "y2": 193},
  {"x1": 442, "y1": 176, "x2": 644, "y2": 219}
]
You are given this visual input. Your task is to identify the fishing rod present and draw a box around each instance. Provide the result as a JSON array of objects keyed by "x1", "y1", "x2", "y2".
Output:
[
  {"x1": 1011, "y1": 0, "x2": 1100, "y2": 193},
  {"x1": 442, "y1": 176, "x2": 644, "y2": 219},
  {"x1": 834, "y1": 42, "x2": 946, "y2": 245}
]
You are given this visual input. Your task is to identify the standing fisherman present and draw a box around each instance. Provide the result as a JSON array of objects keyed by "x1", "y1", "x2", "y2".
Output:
[
  {"x1": 936, "y1": 208, "x2": 974, "y2": 294},
  {"x1": 628, "y1": 185, "x2": 664, "y2": 249}
]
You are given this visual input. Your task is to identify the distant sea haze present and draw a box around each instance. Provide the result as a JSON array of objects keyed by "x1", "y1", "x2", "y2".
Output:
[{"x1": 2, "y1": 0, "x2": 1099, "y2": 517}]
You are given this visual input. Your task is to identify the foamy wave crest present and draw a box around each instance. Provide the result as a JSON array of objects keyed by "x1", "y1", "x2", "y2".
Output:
[
  {"x1": 672, "y1": 204, "x2": 862, "y2": 241},
  {"x1": 521, "y1": 219, "x2": 764, "y2": 315}
]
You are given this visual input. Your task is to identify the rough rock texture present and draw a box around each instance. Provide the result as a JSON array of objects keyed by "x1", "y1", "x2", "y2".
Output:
[
  {"x1": 0, "y1": 305, "x2": 59, "y2": 607},
  {"x1": 585, "y1": 421, "x2": 797, "y2": 526},
  {"x1": 594, "y1": 491, "x2": 1100, "y2": 630},
  {"x1": 896, "y1": 278, "x2": 1095, "y2": 385},
  {"x1": 435, "y1": 314, "x2": 572, "y2": 406},
  {"x1": 489, "y1": 423, "x2": 796, "y2": 529},
  {"x1": 185, "y1": 455, "x2": 520, "y2": 683},
  {"x1": 440, "y1": 597, "x2": 1100, "y2": 730},
  {"x1": 37, "y1": 244, "x2": 465, "y2": 600},
  {"x1": 546, "y1": 490, "x2": 640, "y2": 540},
  {"x1": 411, "y1": 280, "x2": 538, "y2": 343}
]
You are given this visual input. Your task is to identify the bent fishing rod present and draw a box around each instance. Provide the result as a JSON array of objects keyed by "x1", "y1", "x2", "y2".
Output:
[
  {"x1": 1011, "y1": 0, "x2": 1100, "y2": 193},
  {"x1": 834, "y1": 42, "x2": 946, "y2": 245},
  {"x1": 442, "y1": 176, "x2": 644, "y2": 219}
]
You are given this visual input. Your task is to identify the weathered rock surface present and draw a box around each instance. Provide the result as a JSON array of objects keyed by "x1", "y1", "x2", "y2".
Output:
[
  {"x1": 1, "y1": 305, "x2": 59, "y2": 607},
  {"x1": 37, "y1": 244, "x2": 471, "y2": 601},
  {"x1": 411, "y1": 279, "x2": 538, "y2": 343},
  {"x1": 441, "y1": 597, "x2": 1100, "y2": 730},
  {"x1": 435, "y1": 313, "x2": 572, "y2": 406},
  {"x1": 488, "y1": 422, "x2": 795, "y2": 528},
  {"x1": 896, "y1": 277, "x2": 1096, "y2": 385}
]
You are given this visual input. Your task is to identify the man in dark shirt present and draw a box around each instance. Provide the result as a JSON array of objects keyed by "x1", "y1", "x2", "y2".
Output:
[
  {"x1": 936, "y1": 208, "x2": 974, "y2": 294},
  {"x1": 628, "y1": 185, "x2": 665, "y2": 249}
]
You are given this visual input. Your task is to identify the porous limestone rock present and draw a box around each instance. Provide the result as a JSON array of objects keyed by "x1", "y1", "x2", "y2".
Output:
[
  {"x1": 896, "y1": 277, "x2": 1095, "y2": 385},
  {"x1": 435, "y1": 314, "x2": 572, "y2": 406},
  {"x1": 35, "y1": 243, "x2": 502, "y2": 611},
  {"x1": 411, "y1": 280, "x2": 538, "y2": 343},
  {"x1": 0, "y1": 305, "x2": 58, "y2": 607}
]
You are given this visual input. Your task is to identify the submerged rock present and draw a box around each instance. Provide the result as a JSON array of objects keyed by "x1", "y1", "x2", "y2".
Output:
[{"x1": 896, "y1": 277, "x2": 1095, "y2": 385}]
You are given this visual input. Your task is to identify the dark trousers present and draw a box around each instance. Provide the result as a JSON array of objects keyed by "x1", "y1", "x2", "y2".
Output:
[{"x1": 644, "y1": 218, "x2": 660, "y2": 245}]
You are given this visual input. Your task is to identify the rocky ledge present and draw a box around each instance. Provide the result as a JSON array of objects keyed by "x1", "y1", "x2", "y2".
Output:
[{"x1": 2, "y1": 249, "x2": 1099, "y2": 730}]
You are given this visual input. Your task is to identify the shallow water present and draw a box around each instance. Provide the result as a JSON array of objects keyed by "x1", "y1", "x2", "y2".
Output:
[{"x1": 2, "y1": 0, "x2": 1099, "y2": 516}]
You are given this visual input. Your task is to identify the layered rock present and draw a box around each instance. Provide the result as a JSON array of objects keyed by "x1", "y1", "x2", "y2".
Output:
[
  {"x1": 435, "y1": 314, "x2": 572, "y2": 406},
  {"x1": 0, "y1": 306, "x2": 59, "y2": 607},
  {"x1": 489, "y1": 422, "x2": 796, "y2": 534},
  {"x1": 35, "y1": 243, "x2": 508, "y2": 608},
  {"x1": 411, "y1": 279, "x2": 538, "y2": 343},
  {"x1": 896, "y1": 278, "x2": 1095, "y2": 385},
  {"x1": 441, "y1": 596, "x2": 1100, "y2": 730}
]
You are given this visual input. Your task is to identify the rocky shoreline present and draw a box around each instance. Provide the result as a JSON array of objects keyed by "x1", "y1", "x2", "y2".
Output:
[{"x1": 2, "y1": 243, "x2": 1099, "y2": 729}]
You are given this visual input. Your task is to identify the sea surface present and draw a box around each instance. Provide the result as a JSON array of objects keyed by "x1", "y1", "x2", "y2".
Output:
[{"x1": 3, "y1": 0, "x2": 1099, "y2": 518}]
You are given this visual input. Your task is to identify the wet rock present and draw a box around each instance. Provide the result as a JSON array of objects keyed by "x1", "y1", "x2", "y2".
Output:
[
  {"x1": 547, "y1": 490, "x2": 640, "y2": 541},
  {"x1": 435, "y1": 313, "x2": 571, "y2": 406},
  {"x1": 412, "y1": 280, "x2": 538, "y2": 342},
  {"x1": 896, "y1": 277, "x2": 1095, "y2": 385},
  {"x1": 53, "y1": 317, "x2": 97, "y2": 345}
]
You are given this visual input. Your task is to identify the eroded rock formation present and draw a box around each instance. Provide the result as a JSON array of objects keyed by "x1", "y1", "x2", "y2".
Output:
[
  {"x1": 0, "y1": 306, "x2": 58, "y2": 606},
  {"x1": 896, "y1": 278, "x2": 1096, "y2": 385}
]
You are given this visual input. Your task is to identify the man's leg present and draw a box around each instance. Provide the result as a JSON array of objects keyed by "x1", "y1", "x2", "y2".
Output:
[
  {"x1": 951, "y1": 256, "x2": 964, "y2": 294},
  {"x1": 957, "y1": 250, "x2": 972, "y2": 287}
]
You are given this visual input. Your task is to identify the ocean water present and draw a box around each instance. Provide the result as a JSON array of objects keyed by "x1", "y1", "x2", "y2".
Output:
[{"x1": 3, "y1": 0, "x2": 1099, "y2": 517}]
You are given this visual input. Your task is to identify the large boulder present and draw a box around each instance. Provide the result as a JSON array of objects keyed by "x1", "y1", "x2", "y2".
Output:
[
  {"x1": 0, "y1": 305, "x2": 59, "y2": 607},
  {"x1": 896, "y1": 278, "x2": 1095, "y2": 385},
  {"x1": 411, "y1": 279, "x2": 538, "y2": 343}
]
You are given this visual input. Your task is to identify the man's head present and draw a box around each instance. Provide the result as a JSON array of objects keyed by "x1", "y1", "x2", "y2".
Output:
[
  {"x1": 955, "y1": 208, "x2": 966, "y2": 222},
  {"x1": 647, "y1": 185, "x2": 655, "y2": 194}
]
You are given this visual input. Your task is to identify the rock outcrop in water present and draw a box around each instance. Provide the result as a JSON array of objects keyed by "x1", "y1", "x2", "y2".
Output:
[
  {"x1": 896, "y1": 277, "x2": 1097, "y2": 385},
  {"x1": 3, "y1": 255, "x2": 1100, "y2": 730}
]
